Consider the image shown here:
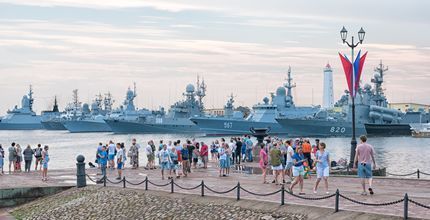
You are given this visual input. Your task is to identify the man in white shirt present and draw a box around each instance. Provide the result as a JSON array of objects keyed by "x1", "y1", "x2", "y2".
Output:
[
  {"x1": 285, "y1": 140, "x2": 294, "y2": 181},
  {"x1": 108, "y1": 140, "x2": 116, "y2": 169},
  {"x1": 116, "y1": 143, "x2": 123, "y2": 180},
  {"x1": 145, "y1": 142, "x2": 154, "y2": 169}
]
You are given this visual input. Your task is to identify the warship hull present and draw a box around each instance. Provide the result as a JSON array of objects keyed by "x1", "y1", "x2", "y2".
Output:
[
  {"x1": 63, "y1": 120, "x2": 111, "y2": 133},
  {"x1": 0, "y1": 123, "x2": 43, "y2": 130},
  {"x1": 41, "y1": 121, "x2": 67, "y2": 130},
  {"x1": 275, "y1": 118, "x2": 367, "y2": 137},
  {"x1": 105, "y1": 119, "x2": 202, "y2": 134},
  {"x1": 364, "y1": 123, "x2": 412, "y2": 136},
  {"x1": 190, "y1": 117, "x2": 287, "y2": 136}
]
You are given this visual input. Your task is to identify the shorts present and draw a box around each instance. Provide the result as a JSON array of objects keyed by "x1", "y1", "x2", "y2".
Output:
[
  {"x1": 316, "y1": 166, "x2": 329, "y2": 178},
  {"x1": 219, "y1": 159, "x2": 227, "y2": 168},
  {"x1": 193, "y1": 158, "x2": 198, "y2": 163},
  {"x1": 35, "y1": 156, "x2": 42, "y2": 162},
  {"x1": 272, "y1": 164, "x2": 283, "y2": 171},
  {"x1": 108, "y1": 154, "x2": 115, "y2": 160},
  {"x1": 43, "y1": 162, "x2": 48, "y2": 169},
  {"x1": 0, "y1": 158, "x2": 3, "y2": 167},
  {"x1": 293, "y1": 166, "x2": 305, "y2": 177},
  {"x1": 117, "y1": 162, "x2": 123, "y2": 169},
  {"x1": 147, "y1": 154, "x2": 154, "y2": 161},
  {"x1": 160, "y1": 161, "x2": 170, "y2": 170},
  {"x1": 201, "y1": 156, "x2": 208, "y2": 163},
  {"x1": 358, "y1": 163, "x2": 372, "y2": 178},
  {"x1": 285, "y1": 162, "x2": 293, "y2": 171}
]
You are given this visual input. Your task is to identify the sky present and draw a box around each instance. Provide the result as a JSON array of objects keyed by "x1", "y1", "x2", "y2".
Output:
[{"x1": 0, "y1": 0, "x2": 429, "y2": 114}]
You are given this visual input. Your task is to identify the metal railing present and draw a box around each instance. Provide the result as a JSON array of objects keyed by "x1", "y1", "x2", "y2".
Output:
[{"x1": 85, "y1": 174, "x2": 429, "y2": 219}]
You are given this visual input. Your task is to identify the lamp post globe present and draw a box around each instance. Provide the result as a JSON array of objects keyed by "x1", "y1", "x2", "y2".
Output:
[
  {"x1": 358, "y1": 27, "x2": 365, "y2": 43},
  {"x1": 340, "y1": 26, "x2": 348, "y2": 42}
]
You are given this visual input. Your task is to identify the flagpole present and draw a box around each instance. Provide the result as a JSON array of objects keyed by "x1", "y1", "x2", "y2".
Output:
[
  {"x1": 350, "y1": 36, "x2": 357, "y2": 168},
  {"x1": 340, "y1": 27, "x2": 365, "y2": 168}
]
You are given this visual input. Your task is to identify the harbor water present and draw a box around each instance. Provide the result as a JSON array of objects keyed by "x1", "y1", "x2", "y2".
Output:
[{"x1": 1, "y1": 130, "x2": 429, "y2": 178}]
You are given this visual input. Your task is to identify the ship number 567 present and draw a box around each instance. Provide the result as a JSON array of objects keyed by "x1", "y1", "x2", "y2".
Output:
[
  {"x1": 330, "y1": 127, "x2": 346, "y2": 133},
  {"x1": 224, "y1": 122, "x2": 233, "y2": 129}
]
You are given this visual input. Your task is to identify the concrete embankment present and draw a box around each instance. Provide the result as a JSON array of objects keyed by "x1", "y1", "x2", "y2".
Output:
[
  {"x1": 0, "y1": 186, "x2": 73, "y2": 208},
  {"x1": 9, "y1": 186, "x2": 404, "y2": 220}
]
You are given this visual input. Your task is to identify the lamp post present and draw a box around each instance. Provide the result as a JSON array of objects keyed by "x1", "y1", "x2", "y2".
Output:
[{"x1": 340, "y1": 26, "x2": 365, "y2": 168}]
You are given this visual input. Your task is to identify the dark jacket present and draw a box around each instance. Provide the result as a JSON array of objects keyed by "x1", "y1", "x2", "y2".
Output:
[{"x1": 23, "y1": 147, "x2": 34, "y2": 161}]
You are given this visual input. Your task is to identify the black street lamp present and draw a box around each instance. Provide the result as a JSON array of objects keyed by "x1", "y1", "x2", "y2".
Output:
[{"x1": 340, "y1": 26, "x2": 365, "y2": 168}]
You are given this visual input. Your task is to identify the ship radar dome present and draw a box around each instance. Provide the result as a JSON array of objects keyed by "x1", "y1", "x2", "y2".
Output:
[
  {"x1": 263, "y1": 97, "x2": 269, "y2": 104},
  {"x1": 276, "y1": 87, "x2": 286, "y2": 96},
  {"x1": 126, "y1": 89, "x2": 134, "y2": 98},
  {"x1": 186, "y1": 84, "x2": 195, "y2": 93}
]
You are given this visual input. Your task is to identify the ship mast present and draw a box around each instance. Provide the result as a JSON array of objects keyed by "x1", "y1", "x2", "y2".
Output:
[
  {"x1": 28, "y1": 85, "x2": 34, "y2": 112},
  {"x1": 371, "y1": 60, "x2": 389, "y2": 107},
  {"x1": 196, "y1": 75, "x2": 206, "y2": 111},
  {"x1": 284, "y1": 66, "x2": 296, "y2": 106},
  {"x1": 53, "y1": 96, "x2": 59, "y2": 112}
]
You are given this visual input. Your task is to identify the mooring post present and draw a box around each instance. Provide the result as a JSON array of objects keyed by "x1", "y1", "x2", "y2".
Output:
[
  {"x1": 236, "y1": 182, "x2": 240, "y2": 201},
  {"x1": 201, "y1": 180, "x2": 205, "y2": 197},
  {"x1": 171, "y1": 178, "x2": 174, "y2": 193},
  {"x1": 335, "y1": 189, "x2": 340, "y2": 212},
  {"x1": 417, "y1": 169, "x2": 420, "y2": 179},
  {"x1": 145, "y1": 176, "x2": 148, "y2": 190},
  {"x1": 123, "y1": 177, "x2": 126, "y2": 188},
  {"x1": 404, "y1": 193, "x2": 408, "y2": 220},
  {"x1": 76, "y1": 155, "x2": 86, "y2": 188},
  {"x1": 280, "y1": 184, "x2": 285, "y2": 206}
]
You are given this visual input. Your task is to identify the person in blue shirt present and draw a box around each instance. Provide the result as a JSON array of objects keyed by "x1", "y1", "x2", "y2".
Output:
[
  {"x1": 181, "y1": 145, "x2": 190, "y2": 177},
  {"x1": 98, "y1": 146, "x2": 108, "y2": 182},
  {"x1": 289, "y1": 146, "x2": 306, "y2": 195},
  {"x1": 313, "y1": 142, "x2": 330, "y2": 194}
]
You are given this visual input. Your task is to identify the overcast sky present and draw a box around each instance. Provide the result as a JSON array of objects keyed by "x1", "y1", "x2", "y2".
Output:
[{"x1": 0, "y1": 0, "x2": 429, "y2": 114}]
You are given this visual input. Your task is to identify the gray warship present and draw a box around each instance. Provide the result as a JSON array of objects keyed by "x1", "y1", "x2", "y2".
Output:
[
  {"x1": 0, "y1": 86, "x2": 43, "y2": 130},
  {"x1": 276, "y1": 61, "x2": 424, "y2": 137},
  {"x1": 190, "y1": 67, "x2": 320, "y2": 136},
  {"x1": 105, "y1": 78, "x2": 206, "y2": 134},
  {"x1": 62, "y1": 91, "x2": 113, "y2": 133},
  {"x1": 40, "y1": 96, "x2": 66, "y2": 130}
]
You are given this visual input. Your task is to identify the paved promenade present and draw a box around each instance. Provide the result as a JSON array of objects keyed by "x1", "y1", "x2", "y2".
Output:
[{"x1": 1, "y1": 162, "x2": 429, "y2": 219}]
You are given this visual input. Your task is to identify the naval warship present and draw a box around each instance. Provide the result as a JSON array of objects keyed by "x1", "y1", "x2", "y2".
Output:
[
  {"x1": 62, "y1": 91, "x2": 113, "y2": 133},
  {"x1": 190, "y1": 67, "x2": 320, "y2": 136},
  {"x1": 276, "y1": 61, "x2": 421, "y2": 137},
  {"x1": 105, "y1": 78, "x2": 206, "y2": 134},
  {"x1": 0, "y1": 86, "x2": 43, "y2": 130},
  {"x1": 40, "y1": 96, "x2": 67, "y2": 130}
]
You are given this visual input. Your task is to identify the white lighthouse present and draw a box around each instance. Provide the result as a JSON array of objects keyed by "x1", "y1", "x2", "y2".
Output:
[{"x1": 323, "y1": 63, "x2": 334, "y2": 109}]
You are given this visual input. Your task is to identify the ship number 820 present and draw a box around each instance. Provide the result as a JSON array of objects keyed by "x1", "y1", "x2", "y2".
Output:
[{"x1": 330, "y1": 127, "x2": 346, "y2": 133}]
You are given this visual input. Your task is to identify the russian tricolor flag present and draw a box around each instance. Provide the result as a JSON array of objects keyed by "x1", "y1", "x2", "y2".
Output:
[{"x1": 339, "y1": 50, "x2": 367, "y2": 97}]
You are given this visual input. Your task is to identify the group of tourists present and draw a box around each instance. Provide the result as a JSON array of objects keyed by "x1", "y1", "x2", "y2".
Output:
[
  {"x1": 94, "y1": 134, "x2": 376, "y2": 196},
  {"x1": 0, "y1": 143, "x2": 50, "y2": 181}
]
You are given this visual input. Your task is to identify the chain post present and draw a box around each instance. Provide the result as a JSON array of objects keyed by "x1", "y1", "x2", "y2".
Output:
[
  {"x1": 103, "y1": 175, "x2": 106, "y2": 187},
  {"x1": 123, "y1": 177, "x2": 126, "y2": 188},
  {"x1": 335, "y1": 189, "x2": 340, "y2": 212},
  {"x1": 404, "y1": 193, "x2": 408, "y2": 220},
  {"x1": 145, "y1": 176, "x2": 148, "y2": 190},
  {"x1": 236, "y1": 182, "x2": 240, "y2": 201},
  {"x1": 201, "y1": 180, "x2": 204, "y2": 197},
  {"x1": 417, "y1": 169, "x2": 420, "y2": 179},
  {"x1": 171, "y1": 178, "x2": 174, "y2": 193},
  {"x1": 280, "y1": 184, "x2": 285, "y2": 205}
]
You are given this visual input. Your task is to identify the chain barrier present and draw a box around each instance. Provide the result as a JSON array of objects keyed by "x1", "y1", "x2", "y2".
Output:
[
  {"x1": 386, "y1": 171, "x2": 417, "y2": 177},
  {"x1": 420, "y1": 171, "x2": 430, "y2": 176},
  {"x1": 240, "y1": 186, "x2": 282, "y2": 197},
  {"x1": 173, "y1": 182, "x2": 202, "y2": 190},
  {"x1": 105, "y1": 178, "x2": 123, "y2": 184},
  {"x1": 147, "y1": 180, "x2": 171, "y2": 187},
  {"x1": 204, "y1": 185, "x2": 238, "y2": 194},
  {"x1": 85, "y1": 174, "x2": 98, "y2": 183},
  {"x1": 408, "y1": 199, "x2": 430, "y2": 209},
  {"x1": 339, "y1": 194, "x2": 404, "y2": 206},
  {"x1": 286, "y1": 190, "x2": 336, "y2": 200},
  {"x1": 125, "y1": 179, "x2": 147, "y2": 186}
]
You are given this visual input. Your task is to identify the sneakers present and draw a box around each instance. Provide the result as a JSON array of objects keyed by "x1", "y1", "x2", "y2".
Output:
[{"x1": 368, "y1": 188, "x2": 374, "y2": 195}]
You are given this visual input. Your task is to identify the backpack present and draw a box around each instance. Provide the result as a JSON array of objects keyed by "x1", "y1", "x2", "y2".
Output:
[{"x1": 35, "y1": 148, "x2": 42, "y2": 157}]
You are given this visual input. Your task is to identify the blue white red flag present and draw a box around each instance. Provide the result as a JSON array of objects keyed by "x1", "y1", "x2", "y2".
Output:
[{"x1": 339, "y1": 50, "x2": 367, "y2": 97}]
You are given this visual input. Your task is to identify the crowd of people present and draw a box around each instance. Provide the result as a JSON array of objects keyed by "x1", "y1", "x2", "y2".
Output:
[
  {"x1": 94, "y1": 134, "x2": 376, "y2": 196},
  {"x1": 0, "y1": 143, "x2": 50, "y2": 181}
]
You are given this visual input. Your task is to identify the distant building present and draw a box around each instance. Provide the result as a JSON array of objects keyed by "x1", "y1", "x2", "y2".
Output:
[
  {"x1": 322, "y1": 63, "x2": 334, "y2": 109},
  {"x1": 204, "y1": 108, "x2": 224, "y2": 116},
  {"x1": 389, "y1": 103, "x2": 430, "y2": 113}
]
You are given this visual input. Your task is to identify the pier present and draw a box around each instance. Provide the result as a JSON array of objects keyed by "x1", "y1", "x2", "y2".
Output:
[{"x1": 1, "y1": 161, "x2": 429, "y2": 219}]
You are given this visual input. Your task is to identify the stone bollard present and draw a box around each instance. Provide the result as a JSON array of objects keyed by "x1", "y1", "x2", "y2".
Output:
[{"x1": 76, "y1": 155, "x2": 86, "y2": 188}]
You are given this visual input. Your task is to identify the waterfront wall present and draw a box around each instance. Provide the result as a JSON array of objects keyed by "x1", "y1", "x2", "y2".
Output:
[{"x1": 0, "y1": 186, "x2": 73, "y2": 208}]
